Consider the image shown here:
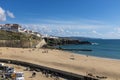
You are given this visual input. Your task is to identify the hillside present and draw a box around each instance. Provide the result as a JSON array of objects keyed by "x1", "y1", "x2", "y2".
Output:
[
  {"x1": 0, "y1": 30, "x2": 42, "y2": 48},
  {"x1": 43, "y1": 37, "x2": 91, "y2": 49},
  {"x1": 0, "y1": 30, "x2": 41, "y2": 40}
]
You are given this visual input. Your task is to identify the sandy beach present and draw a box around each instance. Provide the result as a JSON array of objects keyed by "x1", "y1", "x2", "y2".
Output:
[{"x1": 0, "y1": 47, "x2": 120, "y2": 80}]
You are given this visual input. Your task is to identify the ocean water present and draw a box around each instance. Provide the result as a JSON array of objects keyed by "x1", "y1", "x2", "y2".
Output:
[{"x1": 60, "y1": 39, "x2": 120, "y2": 59}]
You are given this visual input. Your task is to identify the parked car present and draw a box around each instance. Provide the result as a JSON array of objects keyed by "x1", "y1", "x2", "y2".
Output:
[
  {"x1": 15, "y1": 72, "x2": 24, "y2": 80},
  {"x1": 6, "y1": 67, "x2": 14, "y2": 73}
]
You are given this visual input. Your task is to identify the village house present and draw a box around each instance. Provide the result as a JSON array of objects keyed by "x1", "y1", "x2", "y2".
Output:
[
  {"x1": 32, "y1": 32, "x2": 42, "y2": 37},
  {"x1": 0, "y1": 24, "x2": 22, "y2": 32},
  {"x1": 0, "y1": 24, "x2": 42, "y2": 37}
]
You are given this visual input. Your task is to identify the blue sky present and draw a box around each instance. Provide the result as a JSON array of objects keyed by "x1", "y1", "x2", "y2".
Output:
[{"x1": 0, "y1": 0, "x2": 120, "y2": 39}]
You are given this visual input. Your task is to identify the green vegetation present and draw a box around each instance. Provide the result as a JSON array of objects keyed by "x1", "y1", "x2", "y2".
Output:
[
  {"x1": 0, "y1": 30, "x2": 41, "y2": 40},
  {"x1": 0, "y1": 30, "x2": 42, "y2": 48},
  {"x1": 43, "y1": 37, "x2": 91, "y2": 49}
]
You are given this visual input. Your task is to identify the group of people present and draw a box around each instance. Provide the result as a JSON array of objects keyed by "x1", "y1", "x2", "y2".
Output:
[{"x1": 27, "y1": 67, "x2": 60, "y2": 80}]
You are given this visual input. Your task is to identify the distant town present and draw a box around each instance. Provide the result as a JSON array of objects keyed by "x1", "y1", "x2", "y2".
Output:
[{"x1": 0, "y1": 24, "x2": 58, "y2": 39}]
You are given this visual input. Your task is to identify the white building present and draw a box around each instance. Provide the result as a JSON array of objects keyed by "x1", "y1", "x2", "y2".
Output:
[
  {"x1": 0, "y1": 24, "x2": 42, "y2": 37},
  {"x1": 0, "y1": 24, "x2": 22, "y2": 32}
]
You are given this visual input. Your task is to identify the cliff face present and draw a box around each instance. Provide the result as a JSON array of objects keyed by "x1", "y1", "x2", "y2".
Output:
[
  {"x1": 0, "y1": 30, "x2": 91, "y2": 48},
  {"x1": 0, "y1": 30, "x2": 42, "y2": 48},
  {"x1": 59, "y1": 39, "x2": 91, "y2": 45},
  {"x1": 0, "y1": 40, "x2": 41, "y2": 48},
  {"x1": 44, "y1": 37, "x2": 91, "y2": 47}
]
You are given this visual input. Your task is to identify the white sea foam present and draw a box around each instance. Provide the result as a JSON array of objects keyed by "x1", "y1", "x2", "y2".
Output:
[{"x1": 92, "y1": 42, "x2": 99, "y2": 45}]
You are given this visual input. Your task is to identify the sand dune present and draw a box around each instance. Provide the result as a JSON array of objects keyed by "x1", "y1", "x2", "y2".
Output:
[{"x1": 0, "y1": 47, "x2": 120, "y2": 80}]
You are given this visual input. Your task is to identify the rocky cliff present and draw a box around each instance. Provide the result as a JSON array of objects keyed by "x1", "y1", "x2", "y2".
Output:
[{"x1": 43, "y1": 37, "x2": 91, "y2": 47}]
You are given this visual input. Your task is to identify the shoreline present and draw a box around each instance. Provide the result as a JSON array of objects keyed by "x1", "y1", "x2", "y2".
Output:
[
  {"x1": 0, "y1": 47, "x2": 120, "y2": 80},
  {"x1": 60, "y1": 49, "x2": 120, "y2": 63},
  {"x1": 70, "y1": 50, "x2": 120, "y2": 61}
]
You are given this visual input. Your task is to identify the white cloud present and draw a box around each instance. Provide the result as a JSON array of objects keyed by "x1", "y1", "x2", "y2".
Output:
[
  {"x1": 41, "y1": 19, "x2": 75, "y2": 24},
  {"x1": 0, "y1": 7, "x2": 15, "y2": 21},
  {"x1": 36, "y1": 18, "x2": 104, "y2": 25},
  {"x1": 21, "y1": 24, "x2": 100, "y2": 37},
  {"x1": 92, "y1": 30, "x2": 97, "y2": 34},
  {"x1": 114, "y1": 27, "x2": 120, "y2": 33},
  {"x1": 21, "y1": 23, "x2": 120, "y2": 39},
  {"x1": 101, "y1": 32, "x2": 120, "y2": 39},
  {"x1": 92, "y1": 30, "x2": 102, "y2": 36},
  {"x1": 0, "y1": 7, "x2": 6, "y2": 21},
  {"x1": 7, "y1": 10, "x2": 15, "y2": 18}
]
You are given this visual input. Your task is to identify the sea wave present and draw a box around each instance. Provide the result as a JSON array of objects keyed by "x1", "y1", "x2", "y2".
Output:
[{"x1": 92, "y1": 42, "x2": 99, "y2": 45}]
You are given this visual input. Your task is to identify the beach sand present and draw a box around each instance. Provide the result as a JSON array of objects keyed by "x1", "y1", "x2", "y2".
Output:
[{"x1": 0, "y1": 47, "x2": 120, "y2": 80}]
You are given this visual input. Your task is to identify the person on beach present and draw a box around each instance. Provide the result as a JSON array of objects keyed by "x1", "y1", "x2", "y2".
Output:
[
  {"x1": 32, "y1": 72, "x2": 36, "y2": 77},
  {"x1": 11, "y1": 73, "x2": 16, "y2": 80}
]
